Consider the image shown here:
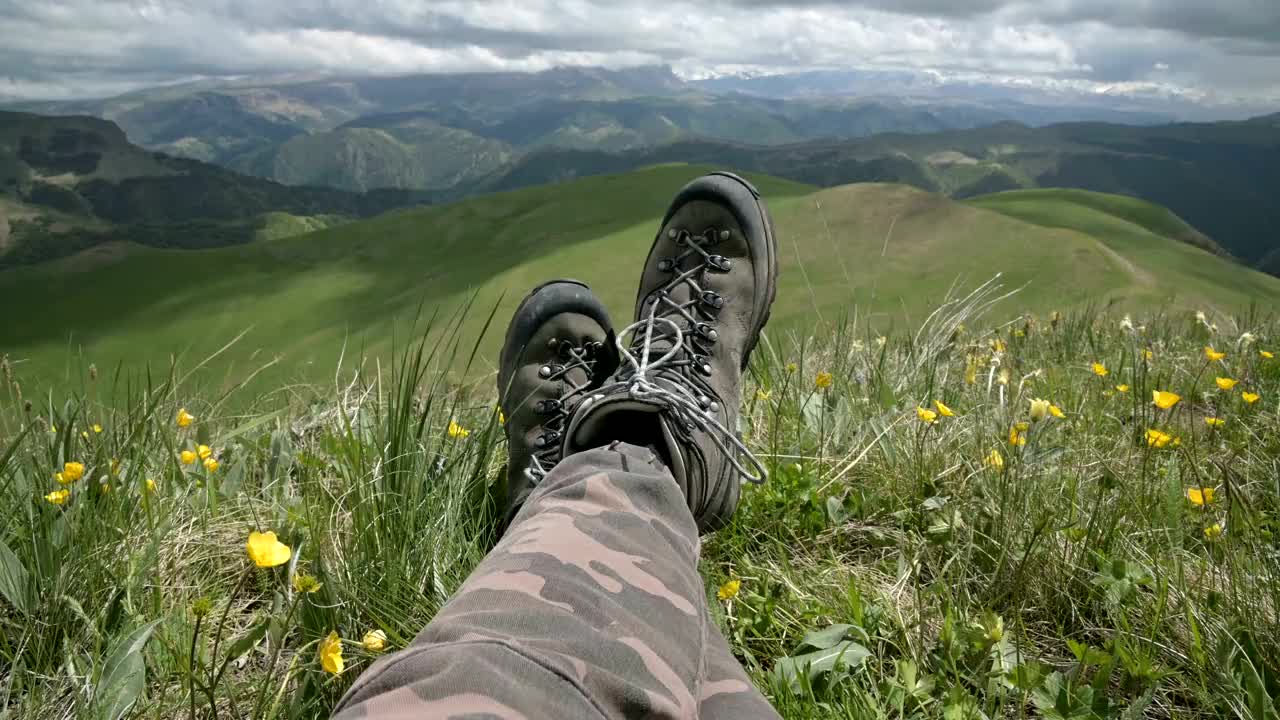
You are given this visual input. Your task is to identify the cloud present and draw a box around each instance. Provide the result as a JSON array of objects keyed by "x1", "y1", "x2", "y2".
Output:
[{"x1": 0, "y1": 0, "x2": 1277, "y2": 105}]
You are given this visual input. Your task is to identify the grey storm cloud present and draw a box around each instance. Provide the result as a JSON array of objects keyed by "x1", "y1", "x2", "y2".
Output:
[{"x1": 0, "y1": 0, "x2": 1278, "y2": 103}]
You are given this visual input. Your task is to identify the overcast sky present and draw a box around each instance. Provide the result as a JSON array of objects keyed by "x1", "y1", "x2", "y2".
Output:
[{"x1": 1, "y1": 0, "x2": 1278, "y2": 105}]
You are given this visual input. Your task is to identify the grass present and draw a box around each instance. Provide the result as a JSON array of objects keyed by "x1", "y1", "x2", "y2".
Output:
[
  {"x1": 2, "y1": 295, "x2": 1279, "y2": 719},
  {"x1": 4, "y1": 166, "x2": 1280, "y2": 401}
]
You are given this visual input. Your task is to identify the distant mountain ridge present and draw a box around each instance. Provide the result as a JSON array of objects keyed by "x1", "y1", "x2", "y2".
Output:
[{"x1": 6, "y1": 65, "x2": 1215, "y2": 196}]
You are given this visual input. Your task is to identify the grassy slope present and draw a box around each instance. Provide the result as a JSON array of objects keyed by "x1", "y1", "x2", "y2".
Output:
[{"x1": 3, "y1": 165, "x2": 1279, "y2": 394}]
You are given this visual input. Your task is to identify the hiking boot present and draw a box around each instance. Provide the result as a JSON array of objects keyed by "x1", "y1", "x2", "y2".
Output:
[
  {"x1": 563, "y1": 172, "x2": 778, "y2": 532},
  {"x1": 497, "y1": 280, "x2": 617, "y2": 529}
]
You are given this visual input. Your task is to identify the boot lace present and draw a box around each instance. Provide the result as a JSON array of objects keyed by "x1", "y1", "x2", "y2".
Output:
[
  {"x1": 525, "y1": 337, "x2": 614, "y2": 483},
  {"x1": 609, "y1": 226, "x2": 767, "y2": 485}
]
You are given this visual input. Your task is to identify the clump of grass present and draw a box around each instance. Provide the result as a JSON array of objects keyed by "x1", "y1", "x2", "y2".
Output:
[{"x1": 1, "y1": 297, "x2": 1278, "y2": 719}]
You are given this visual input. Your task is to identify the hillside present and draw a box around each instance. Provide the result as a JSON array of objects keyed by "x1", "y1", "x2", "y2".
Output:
[
  {"x1": 488, "y1": 115, "x2": 1280, "y2": 269},
  {"x1": 3, "y1": 164, "x2": 1276, "y2": 394},
  {"x1": 0, "y1": 111, "x2": 437, "y2": 266}
]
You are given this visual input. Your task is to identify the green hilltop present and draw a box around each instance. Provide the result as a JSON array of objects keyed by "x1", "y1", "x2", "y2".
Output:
[{"x1": 2, "y1": 165, "x2": 1278, "y2": 394}]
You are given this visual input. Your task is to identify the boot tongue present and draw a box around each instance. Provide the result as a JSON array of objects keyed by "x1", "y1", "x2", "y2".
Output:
[{"x1": 564, "y1": 393, "x2": 688, "y2": 493}]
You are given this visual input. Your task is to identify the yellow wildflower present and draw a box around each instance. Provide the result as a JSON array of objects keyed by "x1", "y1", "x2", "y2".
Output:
[
  {"x1": 785, "y1": 362, "x2": 798, "y2": 374},
  {"x1": 1092, "y1": 362, "x2": 1108, "y2": 377},
  {"x1": 1152, "y1": 390, "x2": 1181, "y2": 410},
  {"x1": 176, "y1": 408, "x2": 196, "y2": 427},
  {"x1": 92, "y1": 423, "x2": 102, "y2": 434},
  {"x1": 180, "y1": 450, "x2": 197, "y2": 465},
  {"x1": 1186, "y1": 487, "x2": 1215, "y2": 506},
  {"x1": 145, "y1": 478, "x2": 157, "y2": 493},
  {"x1": 1029, "y1": 398, "x2": 1051, "y2": 422},
  {"x1": 44, "y1": 488, "x2": 71, "y2": 505},
  {"x1": 1141, "y1": 349, "x2": 1154, "y2": 362},
  {"x1": 1049, "y1": 404, "x2": 1066, "y2": 419},
  {"x1": 293, "y1": 574, "x2": 323, "y2": 594},
  {"x1": 1145, "y1": 429, "x2": 1177, "y2": 449},
  {"x1": 815, "y1": 372, "x2": 834, "y2": 390},
  {"x1": 997, "y1": 368, "x2": 1010, "y2": 386},
  {"x1": 246, "y1": 531, "x2": 292, "y2": 568},
  {"x1": 991, "y1": 339, "x2": 1006, "y2": 353},
  {"x1": 1115, "y1": 384, "x2": 1130, "y2": 393},
  {"x1": 362, "y1": 630, "x2": 387, "y2": 653},
  {"x1": 1204, "y1": 347, "x2": 1226, "y2": 362},
  {"x1": 1008, "y1": 425, "x2": 1027, "y2": 447},
  {"x1": 50, "y1": 423, "x2": 57, "y2": 433},
  {"x1": 917, "y1": 407, "x2": 938, "y2": 424},
  {"x1": 197, "y1": 444, "x2": 212, "y2": 460},
  {"x1": 984, "y1": 449, "x2": 1005, "y2": 470},
  {"x1": 203, "y1": 457, "x2": 220, "y2": 472},
  {"x1": 1242, "y1": 391, "x2": 1260, "y2": 404},
  {"x1": 319, "y1": 631, "x2": 344, "y2": 675},
  {"x1": 447, "y1": 420, "x2": 470, "y2": 439},
  {"x1": 934, "y1": 400, "x2": 955, "y2": 417},
  {"x1": 61, "y1": 462, "x2": 85, "y2": 483},
  {"x1": 717, "y1": 579, "x2": 741, "y2": 601},
  {"x1": 498, "y1": 409, "x2": 505, "y2": 425},
  {"x1": 755, "y1": 389, "x2": 771, "y2": 401},
  {"x1": 81, "y1": 431, "x2": 89, "y2": 439},
  {"x1": 1261, "y1": 350, "x2": 1274, "y2": 360},
  {"x1": 1203, "y1": 523, "x2": 1223, "y2": 540},
  {"x1": 1215, "y1": 377, "x2": 1238, "y2": 391},
  {"x1": 1205, "y1": 417, "x2": 1225, "y2": 428}
]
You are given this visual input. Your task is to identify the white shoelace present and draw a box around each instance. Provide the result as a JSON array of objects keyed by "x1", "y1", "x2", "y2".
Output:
[{"x1": 612, "y1": 300, "x2": 768, "y2": 485}]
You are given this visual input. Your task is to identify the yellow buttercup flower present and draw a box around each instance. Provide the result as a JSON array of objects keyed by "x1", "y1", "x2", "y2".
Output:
[
  {"x1": 916, "y1": 407, "x2": 938, "y2": 424},
  {"x1": 176, "y1": 408, "x2": 196, "y2": 427},
  {"x1": 1141, "y1": 349, "x2": 1154, "y2": 362},
  {"x1": 92, "y1": 423, "x2": 102, "y2": 434},
  {"x1": 785, "y1": 362, "x2": 798, "y2": 374},
  {"x1": 934, "y1": 400, "x2": 955, "y2": 417},
  {"x1": 755, "y1": 389, "x2": 771, "y2": 401},
  {"x1": 1092, "y1": 362, "x2": 1108, "y2": 377},
  {"x1": 197, "y1": 444, "x2": 212, "y2": 460},
  {"x1": 145, "y1": 478, "x2": 157, "y2": 493},
  {"x1": 246, "y1": 531, "x2": 292, "y2": 568},
  {"x1": 44, "y1": 488, "x2": 71, "y2": 505},
  {"x1": 319, "y1": 631, "x2": 344, "y2": 675},
  {"x1": 717, "y1": 578, "x2": 741, "y2": 601},
  {"x1": 61, "y1": 462, "x2": 85, "y2": 483},
  {"x1": 1203, "y1": 523, "x2": 1223, "y2": 540},
  {"x1": 984, "y1": 449, "x2": 1005, "y2": 470},
  {"x1": 1152, "y1": 390, "x2": 1181, "y2": 410},
  {"x1": 1146, "y1": 429, "x2": 1177, "y2": 449},
  {"x1": 815, "y1": 372, "x2": 834, "y2": 390},
  {"x1": 1008, "y1": 425, "x2": 1027, "y2": 447},
  {"x1": 180, "y1": 450, "x2": 197, "y2": 465},
  {"x1": 1205, "y1": 417, "x2": 1225, "y2": 428},
  {"x1": 1215, "y1": 377, "x2": 1238, "y2": 391},
  {"x1": 1261, "y1": 350, "x2": 1274, "y2": 360},
  {"x1": 203, "y1": 457, "x2": 220, "y2": 472},
  {"x1": 991, "y1": 339, "x2": 1006, "y2": 353},
  {"x1": 1115, "y1": 384, "x2": 1130, "y2": 393},
  {"x1": 447, "y1": 420, "x2": 470, "y2": 439},
  {"x1": 1029, "y1": 398, "x2": 1051, "y2": 422},
  {"x1": 1242, "y1": 392, "x2": 1260, "y2": 404},
  {"x1": 1204, "y1": 346, "x2": 1226, "y2": 362},
  {"x1": 362, "y1": 629, "x2": 387, "y2": 653},
  {"x1": 1186, "y1": 487, "x2": 1215, "y2": 506},
  {"x1": 81, "y1": 431, "x2": 89, "y2": 439},
  {"x1": 1049, "y1": 404, "x2": 1065, "y2": 419}
]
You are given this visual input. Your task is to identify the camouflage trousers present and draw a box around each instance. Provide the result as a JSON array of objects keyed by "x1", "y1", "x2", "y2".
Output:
[{"x1": 333, "y1": 442, "x2": 780, "y2": 719}]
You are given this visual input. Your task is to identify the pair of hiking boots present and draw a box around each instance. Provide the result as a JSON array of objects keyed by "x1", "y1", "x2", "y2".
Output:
[{"x1": 497, "y1": 172, "x2": 778, "y2": 534}]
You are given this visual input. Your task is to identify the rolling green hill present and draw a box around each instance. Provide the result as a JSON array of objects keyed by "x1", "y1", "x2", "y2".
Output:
[{"x1": 3, "y1": 165, "x2": 1277, "y2": 395}]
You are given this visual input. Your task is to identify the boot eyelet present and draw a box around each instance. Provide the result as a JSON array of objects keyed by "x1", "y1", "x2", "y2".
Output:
[
  {"x1": 546, "y1": 337, "x2": 559, "y2": 350},
  {"x1": 667, "y1": 228, "x2": 678, "y2": 239},
  {"x1": 700, "y1": 291, "x2": 724, "y2": 309},
  {"x1": 719, "y1": 229, "x2": 731, "y2": 242},
  {"x1": 538, "y1": 365, "x2": 552, "y2": 379},
  {"x1": 707, "y1": 255, "x2": 731, "y2": 272},
  {"x1": 696, "y1": 323, "x2": 718, "y2": 342},
  {"x1": 657, "y1": 258, "x2": 674, "y2": 272}
]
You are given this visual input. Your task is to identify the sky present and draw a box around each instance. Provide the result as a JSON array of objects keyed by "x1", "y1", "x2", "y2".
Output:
[{"x1": 1, "y1": 0, "x2": 1278, "y2": 106}]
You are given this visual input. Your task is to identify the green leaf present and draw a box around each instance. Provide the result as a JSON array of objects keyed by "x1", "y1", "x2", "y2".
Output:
[
  {"x1": 225, "y1": 619, "x2": 269, "y2": 665},
  {"x1": 797, "y1": 624, "x2": 862, "y2": 652},
  {"x1": 95, "y1": 620, "x2": 160, "y2": 720},
  {"x1": 0, "y1": 537, "x2": 30, "y2": 615},
  {"x1": 773, "y1": 640, "x2": 871, "y2": 690}
]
